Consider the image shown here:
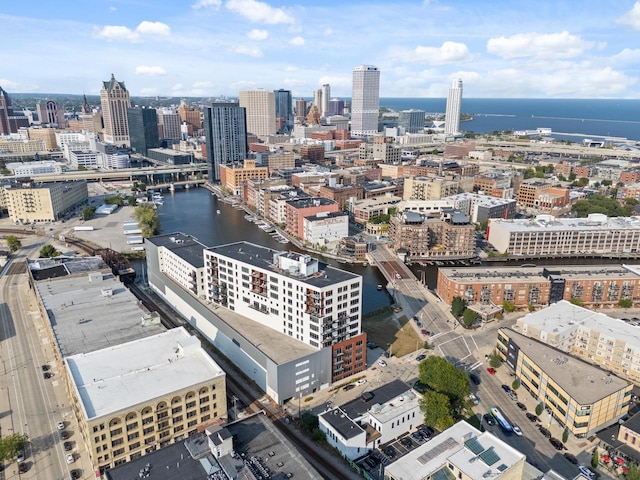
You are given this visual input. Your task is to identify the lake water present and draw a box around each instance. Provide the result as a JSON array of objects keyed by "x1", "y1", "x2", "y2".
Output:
[{"x1": 155, "y1": 188, "x2": 393, "y2": 314}]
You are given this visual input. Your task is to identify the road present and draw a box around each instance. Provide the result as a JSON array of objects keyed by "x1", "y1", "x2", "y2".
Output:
[{"x1": 0, "y1": 239, "x2": 84, "y2": 480}]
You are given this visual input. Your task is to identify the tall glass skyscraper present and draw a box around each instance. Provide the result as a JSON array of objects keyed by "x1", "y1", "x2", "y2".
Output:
[
  {"x1": 444, "y1": 78, "x2": 463, "y2": 136},
  {"x1": 274, "y1": 89, "x2": 293, "y2": 134},
  {"x1": 351, "y1": 65, "x2": 380, "y2": 137},
  {"x1": 398, "y1": 109, "x2": 425, "y2": 134},
  {"x1": 203, "y1": 102, "x2": 248, "y2": 182},
  {"x1": 127, "y1": 107, "x2": 159, "y2": 155}
]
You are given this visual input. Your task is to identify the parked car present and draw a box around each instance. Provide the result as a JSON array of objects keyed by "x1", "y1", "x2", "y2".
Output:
[
  {"x1": 412, "y1": 432, "x2": 423, "y2": 442},
  {"x1": 366, "y1": 341, "x2": 378, "y2": 349},
  {"x1": 64, "y1": 442, "x2": 72, "y2": 452},
  {"x1": 17, "y1": 450, "x2": 24, "y2": 462},
  {"x1": 507, "y1": 391, "x2": 518, "y2": 401},
  {"x1": 420, "y1": 426, "x2": 435, "y2": 438},
  {"x1": 43, "y1": 372, "x2": 53, "y2": 379},
  {"x1": 66, "y1": 454, "x2": 75, "y2": 464},
  {"x1": 383, "y1": 446, "x2": 396, "y2": 458},
  {"x1": 469, "y1": 373, "x2": 480, "y2": 385},
  {"x1": 343, "y1": 384, "x2": 355, "y2": 391},
  {"x1": 512, "y1": 425, "x2": 523, "y2": 436},
  {"x1": 482, "y1": 413, "x2": 496, "y2": 426},
  {"x1": 421, "y1": 329, "x2": 429, "y2": 336},
  {"x1": 57, "y1": 421, "x2": 65, "y2": 430},
  {"x1": 400, "y1": 437, "x2": 413, "y2": 447},
  {"x1": 526, "y1": 413, "x2": 538, "y2": 422},
  {"x1": 538, "y1": 426, "x2": 551, "y2": 438},
  {"x1": 377, "y1": 359, "x2": 387, "y2": 367},
  {"x1": 356, "y1": 379, "x2": 367, "y2": 386},
  {"x1": 41, "y1": 364, "x2": 49, "y2": 371},
  {"x1": 564, "y1": 453, "x2": 578, "y2": 464},
  {"x1": 486, "y1": 367, "x2": 496, "y2": 375},
  {"x1": 416, "y1": 354, "x2": 427, "y2": 361},
  {"x1": 469, "y1": 394, "x2": 479, "y2": 405},
  {"x1": 578, "y1": 466, "x2": 596, "y2": 478},
  {"x1": 501, "y1": 384, "x2": 510, "y2": 393},
  {"x1": 71, "y1": 470, "x2": 81, "y2": 480},
  {"x1": 516, "y1": 402, "x2": 527, "y2": 411},
  {"x1": 19, "y1": 463, "x2": 28, "y2": 474},
  {"x1": 549, "y1": 437, "x2": 564, "y2": 450}
]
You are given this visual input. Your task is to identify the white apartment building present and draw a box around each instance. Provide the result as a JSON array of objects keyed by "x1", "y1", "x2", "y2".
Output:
[
  {"x1": 488, "y1": 213, "x2": 640, "y2": 257},
  {"x1": 446, "y1": 192, "x2": 517, "y2": 223},
  {"x1": 56, "y1": 131, "x2": 87, "y2": 151},
  {"x1": 99, "y1": 151, "x2": 130, "y2": 170},
  {"x1": 7, "y1": 160, "x2": 63, "y2": 176},
  {"x1": 351, "y1": 65, "x2": 380, "y2": 136},
  {"x1": 347, "y1": 194, "x2": 402, "y2": 224},
  {"x1": 69, "y1": 150, "x2": 98, "y2": 169},
  {"x1": 239, "y1": 90, "x2": 276, "y2": 137},
  {"x1": 319, "y1": 380, "x2": 421, "y2": 460},
  {"x1": 444, "y1": 78, "x2": 463, "y2": 136},
  {"x1": 303, "y1": 212, "x2": 349, "y2": 245},
  {"x1": 156, "y1": 234, "x2": 207, "y2": 299}
]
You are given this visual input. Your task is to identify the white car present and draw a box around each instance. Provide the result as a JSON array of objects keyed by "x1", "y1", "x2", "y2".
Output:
[
  {"x1": 356, "y1": 379, "x2": 367, "y2": 386},
  {"x1": 57, "y1": 421, "x2": 65, "y2": 430},
  {"x1": 377, "y1": 359, "x2": 387, "y2": 367},
  {"x1": 512, "y1": 425, "x2": 522, "y2": 436},
  {"x1": 578, "y1": 466, "x2": 595, "y2": 478},
  {"x1": 66, "y1": 454, "x2": 75, "y2": 464},
  {"x1": 469, "y1": 394, "x2": 479, "y2": 405}
]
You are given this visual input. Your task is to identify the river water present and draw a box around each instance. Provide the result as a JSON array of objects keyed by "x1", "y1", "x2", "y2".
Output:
[{"x1": 153, "y1": 187, "x2": 393, "y2": 314}]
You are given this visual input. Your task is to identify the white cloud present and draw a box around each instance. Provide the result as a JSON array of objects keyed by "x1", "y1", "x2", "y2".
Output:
[
  {"x1": 135, "y1": 65, "x2": 167, "y2": 76},
  {"x1": 486, "y1": 31, "x2": 593, "y2": 59},
  {"x1": 231, "y1": 80, "x2": 258, "y2": 90},
  {"x1": 94, "y1": 21, "x2": 171, "y2": 42},
  {"x1": 322, "y1": 27, "x2": 332, "y2": 36},
  {"x1": 226, "y1": 0, "x2": 295, "y2": 25},
  {"x1": 229, "y1": 45, "x2": 263, "y2": 57},
  {"x1": 109, "y1": 6, "x2": 116, "y2": 12},
  {"x1": 612, "y1": 48, "x2": 640, "y2": 65},
  {"x1": 618, "y1": 1, "x2": 640, "y2": 29},
  {"x1": 393, "y1": 41, "x2": 472, "y2": 64},
  {"x1": 248, "y1": 29, "x2": 269, "y2": 40},
  {"x1": 139, "y1": 87, "x2": 159, "y2": 96},
  {"x1": 136, "y1": 21, "x2": 171, "y2": 36},
  {"x1": 192, "y1": 81, "x2": 213, "y2": 89},
  {"x1": 289, "y1": 36, "x2": 305, "y2": 46},
  {"x1": 284, "y1": 65, "x2": 299, "y2": 72},
  {"x1": 192, "y1": 0, "x2": 222, "y2": 9}
]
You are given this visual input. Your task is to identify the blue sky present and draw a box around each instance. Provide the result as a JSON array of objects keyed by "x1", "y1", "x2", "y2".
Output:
[{"x1": 3, "y1": 0, "x2": 640, "y2": 98}]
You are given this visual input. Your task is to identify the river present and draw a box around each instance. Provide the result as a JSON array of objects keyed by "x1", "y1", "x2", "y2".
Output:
[{"x1": 153, "y1": 187, "x2": 393, "y2": 314}]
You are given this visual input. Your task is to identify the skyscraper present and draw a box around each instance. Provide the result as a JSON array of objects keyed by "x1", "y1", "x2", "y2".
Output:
[
  {"x1": 444, "y1": 78, "x2": 463, "y2": 136},
  {"x1": 157, "y1": 108, "x2": 181, "y2": 141},
  {"x1": 239, "y1": 90, "x2": 276, "y2": 136},
  {"x1": 321, "y1": 84, "x2": 331, "y2": 117},
  {"x1": 127, "y1": 107, "x2": 159, "y2": 155},
  {"x1": 295, "y1": 98, "x2": 307, "y2": 124},
  {"x1": 203, "y1": 102, "x2": 248, "y2": 183},
  {"x1": 326, "y1": 98, "x2": 344, "y2": 117},
  {"x1": 398, "y1": 109, "x2": 425, "y2": 134},
  {"x1": 100, "y1": 74, "x2": 131, "y2": 147},
  {"x1": 351, "y1": 65, "x2": 380, "y2": 136},
  {"x1": 36, "y1": 100, "x2": 66, "y2": 127},
  {"x1": 274, "y1": 89, "x2": 293, "y2": 134},
  {"x1": 0, "y1": 86, "x2": 28, "y2": 135}
]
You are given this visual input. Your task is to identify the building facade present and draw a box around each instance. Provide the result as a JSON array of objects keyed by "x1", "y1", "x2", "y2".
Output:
[
  {"x1": 100, "y1": 74, "x2": 131, "y2": 147},
  {"x1": 239, "y1": 90, "x2": 276, "y2": 137},
  {"x1": 219, "y1": 159, "x2": 269, "y2": 195},
  {"x1": 403, "y1": 176, "x2": 459, "y2": 201},
  {"x1": 127, "y1": 107, "x2": 159, "y2": 155},
  {"x1": 302, "y1": 212, "x2": 349, "y2": 245},
  {"x1": 398, "y1": 110, "x2": 425, "y2": 134},
  {"x1": 284, "y1": 197, "x2": 340, "y2": 238},
  {"x1": 444, "y1": 78, "x2": 463, "y2": 136},
  {"x1": 497, "y1": 328, "x2": 632, "y2": 437},
  {"x1": 351, "y1": 65, "x2": 380, "y2": 136},
  {"x1": 203, "y1": 102, "x2": 248, "y2": 183},
  {"x1": 0, "y1": 85, "x2": 28, "y2": 135},
  {"x1": 274, "y1": 89, "x2": 293, "y2": 134}
]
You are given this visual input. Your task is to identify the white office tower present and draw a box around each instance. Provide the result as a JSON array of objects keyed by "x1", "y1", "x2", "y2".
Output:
[
  {"x1": 444, "y1": 78, "x2": 463, "y2": 136},
  {"x1": 239, "y1": 90, "x2": 276, "y2": 136},
  {"x1": 351, "y1": 65, "x2": 380, "y2": 136},
  {"x1": 321, "y1": 83, "x2": 330, "y2": 117}
]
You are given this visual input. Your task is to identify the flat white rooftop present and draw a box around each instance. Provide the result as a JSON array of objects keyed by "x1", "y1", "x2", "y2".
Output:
[
  {"x1": 66, "y1": 327, "x2": 225, "y2": 421},
  {"x1": 489, "y1": 213, "x2": 640, "y2": 233}
]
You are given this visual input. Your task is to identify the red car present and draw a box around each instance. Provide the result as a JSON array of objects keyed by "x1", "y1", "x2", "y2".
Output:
[
  {"x1": 486, "y1": 367, "x2": 496, "y2": 375},
  {"x1": 19, "y1": 462, "x2": 28, "y2": 473},
  {"x1": 421, "y1": 329, "x2": 428, "y2": 336}
]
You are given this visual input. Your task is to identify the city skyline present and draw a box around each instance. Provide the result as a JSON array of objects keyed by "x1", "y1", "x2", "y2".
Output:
[{"x1": 3, "y1": 1, "x2": 640, "y2": 99}]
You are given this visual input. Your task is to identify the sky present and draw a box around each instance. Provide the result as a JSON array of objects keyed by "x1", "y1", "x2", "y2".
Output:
[{"x1": 3, "y1": 0, "x2": 640, "y2": 99}]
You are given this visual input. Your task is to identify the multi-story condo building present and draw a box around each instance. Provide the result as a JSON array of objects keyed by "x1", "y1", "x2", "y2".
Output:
[
  {"x1": 1, "y1": 179, "x2": 87, "y2": 223},
  {"x1": 273, "y1": 89, "x2": 293, "y2": 135},
  {"x1": 327, "y1": 98, "x2": 344, "y2": 116},
  {"x1": 444, "y1": 78, "x2": 463, "y2": 136},
  {"x1": 397, "y1": 109, "x2": 425, "y2": 134},
  {"x1": 388, "y1": 210, "x2": 476, "y2": 261},
  {"x1": 385, "y1": 421, "x2": 526, "y2": 480},
  {"x1": 203, "y1": 102, "x2": 248, "y2": 183},
  {"x1": 446, "y1": 192, "x2": 517, "y2": 223},
  {"x1": 70, "y1": 150, "x2": 99, "y2": 169},
  {"x1": 303, "y1": 211, "x2": 349, "y2": 245},
  {"x1": 284, "y1": 197, "x2": 340, "y2": 238},
  {"x1": 437, "y1": 264, "x2": 640, "y2": 309},
  {"x1": 157, "y1": 107, "x2": 181, "y2": 140},
  {"x1": 402, "y1": 176, "x2": 459, "y2": 201},
  {"x1": 6, "y1": 160, "x2": 63, "y2": 176},
  {"x1": 254, "y1": 150, "x2": 295, "y2": 174},
  {"x1": 66, "y1": 327, "x2": 226, "y2": 474},
  {"x1": 178, "y1": 103, "x2": 202, "y2": 134},
  {"x1": 351, "y1": 65, "x2": 380, "y2": 136},
  {"x1": 517, "y1": 181, "x2": 556, "y2": 209},
  {"x1": 100, "y1": 74, "x2": 131, "y2": 147},
  {"x1": 514, "y1": 300, "x2": 640, "y2": 385},
  {"x1": 239, "y1": 90, "x2": 276, "y2": 137},
  {"x1": 0, "y1": 138, "x2": 46, "y2": 154},
  {"x1": 219, "y1": 159, "x2": 269, "y2": 195},
  {"x1": 497, "y1": 327, "x2": 632, "y2": 437},
  {"x1": 487, "y1": 214, "x2": 640, "y2": 257},
  {"x1": 146, "y1": 235, "x2": 366, "y2": 404}
]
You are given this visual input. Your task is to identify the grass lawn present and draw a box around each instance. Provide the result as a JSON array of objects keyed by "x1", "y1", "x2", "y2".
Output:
[{"x1": 363, "y1": 306, "x2": 425, "y2": 357}]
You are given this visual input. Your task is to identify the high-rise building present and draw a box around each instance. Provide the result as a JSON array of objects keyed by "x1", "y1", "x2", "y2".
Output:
[
  {"x1": 0, "y1": 86, "x2": 29, "y2": 135},
  {"x1": 157, "y1": 107, "x2": 181, "y2": 141},
  {"x1": 326, "y1": 98, "x2": 344, "y2": 116},
  {"x1": 444, "y1": 78, "x2": 463, "y2": 136},
  {"x1": 313, "y1": 88, "x2": 323, "y2": 112},
  {"x1": 178, "y1": 102, "x2": 202, "y2": 133},
  {"x1": 100, "y1": 74, "x2": 131, "y2": 147},
  {"x1": 274, "y1": 89, "x2": 293, "y2": 134},
  {"x1": 351, "y1": 65, "x2": 380, "y2": 136},
  {"x1": 127, "y1": 107, "x2": 159, "y2": 155},
  {"x1": 295, "y1": 98, "x2": 307, "y2": 124},
  {"x1": 398, "y1": 109, "x2": 425, "y2": 134},
  {"x1": 321, "y1": 84, "x2": 330, "y2": 117},
  {"x1": 203, "y1": 102, "x2": 248, "y2": 183},
  {"x1": 36, "y1": 100, "x2": 66, "y2": 127},
  {"x1": 239, "y1": 90, "x2": 276, "y2": 136}
]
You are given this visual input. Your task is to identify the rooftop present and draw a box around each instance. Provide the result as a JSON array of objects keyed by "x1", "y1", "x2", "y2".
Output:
[
  {"x1": 341, "y1": 380, "x2": 411, "y2": 420},
  {"x1": 320, "y1": 407, "x2": 365, "y2": 440},
  {"x1": 489, "y1": 213, "x2": 640, "y2": 232},
  {"x1": 502, "y1": 327, "x2": 630, "y2": 404},
  {"x1": 31, "y1": 258, "x2": 165, "y2": 357},
  {"x1": 66, "y1": 327, "x2": 224, "y2": 420},
  {"x1": 146, "y1": 232, "x2": 206, "y2": 268},
  {"x1": 385, "y1": 421, "x2": 525, "y2": 480}
]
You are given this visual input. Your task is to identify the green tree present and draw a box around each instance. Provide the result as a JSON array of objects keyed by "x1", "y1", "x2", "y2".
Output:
[
  {"x1": 489, "y1": 350, "x2": 502, "y2": 369},
  {"x1": 133, "y1": 205, "x2": 161, "y2": 238},
  {"x1": 39, "y1": 244, "x2": 61, "y2": 258},
  {"x1": 572, "y1": 194, "x2": 634, "y2": 218},
  {"x1": 127, "y1": 196, "x2": 137, "y2": 206},
  {"x1": 568, "y1": 172, "x2": 577, "y2": 181},
  {"x1": 627, "y1": 463, "x2": 640, "y2": 480},
  {"x1": 569, "y1": 297, "x2": 584, "y2": 307},
  {"x1": 535, "y1": 403, "x2": 543, "y2": 416},
  {"x1": 562, "y1": 427, "x2": 569, "y2": 443},
  {"x1": 557, "y1": 173, "x2": 566, "y2": 182},
  {"x1": 82, "y1": 206, "x2": 96, "y2": 221},
  {"x1": 576, "y1": 177, "x2": 589, "y2": 187},
  {"x1": 419, "y1": 391, "x2": 455, "y2": 432},
  {"x1": 591, "y1": 448, "x2": 599, "y2": 469},
  {"x1": 104, "y1": 195, "x2": 124, "y2": 206},
  {"x1": 6, "y1": 235, "x2": 21, "y2": 253},
  {"x1": 418, "y1": 357, "x2": 471, "y2": 412},
  {"x1": 299, "y1": 412, "x2": 318, "y2": 432},
  {"x1": 478, "y1": 220, "x2": 488, "y2": 232},
  {"x1": 451, "y1": 297, "x2": 466, "y2": 317},
  {"x1": 502, "y1": 300, "x2": 516, "y2": 313},
  {"x1": 619, "y1": 298, "x2": 633, "y2": 308},
  {"x1": 527, "y1": 304, "x2": 535, "y2": 312},
  {"x1": 511, "y1": 379, "x2": 520, "y2": 390},
  {"x1": 0, "y1": 433, "x2": 28, "y2": 461},
  {"x1": 462, "y1": 309, "x2": 478, "y2": 328}
]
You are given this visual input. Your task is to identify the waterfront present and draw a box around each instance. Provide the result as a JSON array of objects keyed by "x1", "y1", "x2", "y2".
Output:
[{"x1": 155, "y1": 187, "x2": 393, "y2": 314}]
